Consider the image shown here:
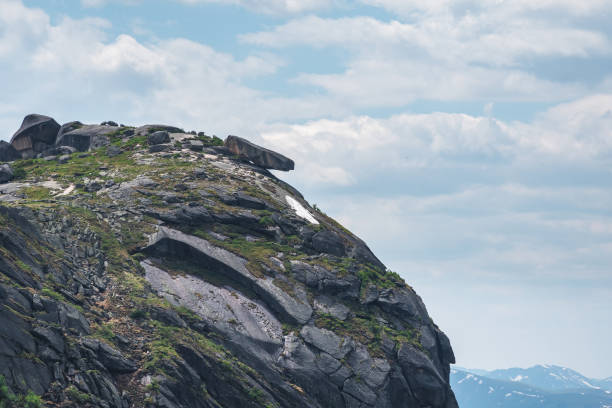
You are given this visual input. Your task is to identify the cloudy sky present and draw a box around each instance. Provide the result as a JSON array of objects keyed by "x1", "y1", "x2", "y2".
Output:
[{"x1": 2, "y1": 0, "x2": 612, "y2": 378}]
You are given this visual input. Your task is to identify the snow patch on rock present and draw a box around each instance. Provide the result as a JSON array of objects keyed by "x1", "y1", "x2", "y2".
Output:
[{"x1": 285, "y1": 195, "x2": 319, "y2": 224}]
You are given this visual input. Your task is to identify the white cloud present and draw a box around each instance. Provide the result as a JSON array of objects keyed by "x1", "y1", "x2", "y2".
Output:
[
  {"x1": 81, "y1": 0, "x2": 107, "y2": 6},
  {"x1": 176, "y1": 0, "x2": 337, "y2": 14},
  {"x1": 242, "y1": 15, "x2": 610, "y2": 64},
  {"x1": 294, "y1": 59, "x2": 583, "y2": 105},
  {"x1": 0, "y1": 0, "x2": 339, "y2": 139},
  {"x1": 361, "y1": 0, "x2": 612, "y2": 18},
  {"x1": 262, "y1": 93, "x2": 612, "y2": 189},
  {"x1": 241, "y1": 7, "x2": 610, "y2": 106},
  {"x1": 80, "y1": 0, "x2": 142, "y2": 7}
]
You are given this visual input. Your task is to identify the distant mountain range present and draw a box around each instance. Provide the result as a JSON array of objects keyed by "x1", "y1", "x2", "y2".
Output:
[{"x1": 451, "y1": 365, "x2": 612, "y2": 408}]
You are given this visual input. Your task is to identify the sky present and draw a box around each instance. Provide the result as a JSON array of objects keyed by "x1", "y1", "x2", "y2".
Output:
[{"x1": 1, "y1": 0, "x2": 611, "y2": 379}]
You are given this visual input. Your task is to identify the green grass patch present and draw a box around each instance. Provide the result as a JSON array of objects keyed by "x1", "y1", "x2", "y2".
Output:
[
  {"x1": 315, "y1": 311, "x2": 421, "y2": 357},
  {"x1": 0, "y1": 375, "x2": 43, "y2": 408},
  {"x1": 65, "y1": 385, "x2": 90, "y2": 404}
]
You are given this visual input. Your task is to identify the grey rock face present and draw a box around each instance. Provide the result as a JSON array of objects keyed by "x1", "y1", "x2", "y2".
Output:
[
  {"x1": 57, "y1": 121, "x2": 83, "y2": 137},
  {"x1": 148, "y1": 131, "x2": 171, "y2": 145},
  {"x1": 56, "y1": 124, "x2": 115, "y2": 152},
  {"x1": 220, "y1": 191, "x2": 268, "y2": 210},
  {"x1": 397, "y1": 343, "x2": 450, "y2": 407},
  {"x1": 300, "y1": 325, "x2": 352, "y2": 359},
  {"x1": 188, "y1": 140, "x2": 204, "y2": 151},
  {"x1": 0, "y1": 141, "x2": 20, "y2": 162},
  {"x1": 10, "y1": 114, "x2": 60, "y2": 157},
  {"x1": 143, "y1": 261, "x2": 283, "y2": 350},
  {"x1": 0, "y1": 164, "x2": 14, "y2": 184},
  {"x1": 291, "y1": 260, "x2": 360, "y2": 299},
  {"x1": 312, "y1": 230, "x2": 346, "y2": 256},
  {"x1": 107, "y1": 176, "x2": 158, "y2": 200},
  {"x1": 314, "y1": 296, "x2": 350, "y2": 320},
  {"x1": 148, "y1": 143, "x2": 172, "y2": 153},
  {"x1": 81, "y1": 338, "x2": 137, "y2": 373},
  {"x1": 0, "y1": 208, "x2": 130, "y2": 406},
  {"x1": 144, "y1": 227, "x2": 313, "y2": 325},
  {"x1": 225, "y1": 135, "x2": 295, "y2": 171},
  {"x1": 376, "y1": 286, "x2": 428, "y2": 320}
]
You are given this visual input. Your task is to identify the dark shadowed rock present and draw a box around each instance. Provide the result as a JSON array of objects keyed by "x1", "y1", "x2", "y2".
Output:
[
  {"x1": 148, "y1": 131, "x2": 171, "y2": 145},
  {"x1": 32, "y1": 326, "x2": 65, "y2": 353},
  {"x1": 56, "y1": 124, "x2": 116, "y2": 152},
  {"x1": 106, "y1": 145, "x2": 122, "y2": 157},
  {"x1": 220, "y1": 191, "x2": 268, "y2": 210},
  {"x1": 82, "y1": 338, "x2": 137, "y2": 373},
  {"x1": 188, "y1": 140, "x2": 204, "y2": 151},
  {"x1": 311, "y1": 230, "x2": 346, "y2": 256},
  {"x1": 376, "y1": 286, "x2": 428, "y2": 320},
  {"x1": 149, "y1": 143, "x2": 172, "y2": 153},
  {"x1": 397, "y1": 342, "x2": 449, "y2": 407},
  {"x1": 10, "y1": 114, "x2": 61, "y2": 157},
  {"x1": 0, "y1": 164, "x2": 13, "y2": 184},
  {"x1": 0, "y1": 141, "x2": 20, "y2": 162},
  {"x1": 37, "y1": 145, "x2": 77, "y2": 158},
  {"x1": 225, "y1": 135, "x2": 294, "y2": 171},
  {"x1": 150, "y1": 306, "x2": 187, "y2": 328},
  {"x1": 146, "y1": 205, "x2": 212, "y2": 225}
]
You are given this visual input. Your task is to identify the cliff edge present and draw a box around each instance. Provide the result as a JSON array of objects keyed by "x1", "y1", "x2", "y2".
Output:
[{"x1": 0, "y1": 115, "x2": 458, "y2": 408}]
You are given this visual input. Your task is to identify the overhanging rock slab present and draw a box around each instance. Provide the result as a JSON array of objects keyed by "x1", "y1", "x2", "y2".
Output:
[{"x1": 144, "y1": 227, "x2": 312, "y2": 324}]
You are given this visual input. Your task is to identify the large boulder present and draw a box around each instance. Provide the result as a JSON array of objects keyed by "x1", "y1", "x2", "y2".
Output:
[
  {"x1": 0, "y1": 141, "x2": 20, "y2": 162},
  {"x1": 56, "y1": 123, "x2": 116, "y2": 152},
  {"x1": 147, "y1": 131, "x2": 171, "y2": 145},
  {"x1": 224, "y1": 135, "x2": 294, "y2": 171},
  {"x1": 56, "y1": 121, "x2": 83, "y2": 137},
  {"x1": 0, "y1": 164, "x2": 13, "y2": 183},
  {"x1": 10, "y1": 114, "x2": 60, "y2": 158}
]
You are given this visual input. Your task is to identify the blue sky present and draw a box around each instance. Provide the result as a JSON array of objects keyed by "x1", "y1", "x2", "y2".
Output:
[{"x1": 2, "y1": 0, "x2": 612, "y2": 378}]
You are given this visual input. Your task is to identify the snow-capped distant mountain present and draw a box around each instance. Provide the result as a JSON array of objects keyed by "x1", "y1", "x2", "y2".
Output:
[
  {"x1": 595, "y1": 377, "x2": 612, "y2": 391},
  {"x1": 451, "y1": 369, "x2": 612, "y2": 408},
  {"x1": 484, "y1": 364, "x2": 605, "y2": 391}
]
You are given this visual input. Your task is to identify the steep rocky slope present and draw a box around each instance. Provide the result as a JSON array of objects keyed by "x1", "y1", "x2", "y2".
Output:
[{"x1": 0, "y1": 116, "x2": 458, "y2": 408}]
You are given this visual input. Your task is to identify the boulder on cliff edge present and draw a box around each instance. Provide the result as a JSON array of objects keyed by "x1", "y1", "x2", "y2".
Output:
[{"x1": 225, "y1": 135, "x2": 294, "y2": 171}]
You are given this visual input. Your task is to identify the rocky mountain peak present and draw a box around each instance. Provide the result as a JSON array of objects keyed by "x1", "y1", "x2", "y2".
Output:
[{"x1": 0, "y1": 114, "x2": 458, "y2": 408}]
